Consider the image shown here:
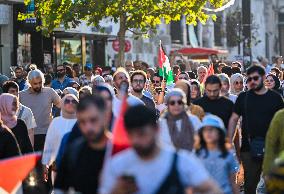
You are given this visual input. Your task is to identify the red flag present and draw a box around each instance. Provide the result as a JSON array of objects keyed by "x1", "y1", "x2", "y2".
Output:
[
  {"x1": 111, "y1": 95, "x2": 130, "y2": 155},
  {"x1": 202, "y1": 64, "x2": 215, "y2": 84},
  {"x1": 0, "y1": 153, "x2": 41, "y2": 193},
  {"x1": 158, "y1": 41, "x2": 166, "y2": 69}
]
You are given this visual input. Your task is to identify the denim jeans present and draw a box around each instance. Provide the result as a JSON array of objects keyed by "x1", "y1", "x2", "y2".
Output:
[{"x1": 240, "y1": 152, "x2": 263, "y2": 194}]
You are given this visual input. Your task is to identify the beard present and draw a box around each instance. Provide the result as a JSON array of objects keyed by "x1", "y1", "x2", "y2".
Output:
[
  {"x1": 252, "y1": 80, "x2": 264, "y2": 92},
  {"x1": 133, "y1": 87, "x2": 143, "y2": 93},
  {"x1": 85, "y1": 128, "x2": 105, "y2": 143},
  {"x1": 33, "y1": 86, "x2": 42, "y2": 93},
  {"x1": 133, "y1": 140, "x2": 156, "y2": 158},
  {"x1": 57, "y1": 72, "x2": 65, "y2": 78}
]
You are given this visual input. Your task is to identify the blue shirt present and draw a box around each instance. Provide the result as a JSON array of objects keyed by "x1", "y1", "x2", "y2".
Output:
[
  {"x1": 16, "y1": 79, "x2": 28, "y2": 91},
  {"x1": 196, "y1": 149, "x2": 239, "y2": 194},
  {"x1": 51, "y1": 76, "x2": 73, "y2": 91}
]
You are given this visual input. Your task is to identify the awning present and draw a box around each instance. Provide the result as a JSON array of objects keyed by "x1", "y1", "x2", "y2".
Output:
[{"x1": 171, "y1": 47, "x2": 228, "y2": 56}]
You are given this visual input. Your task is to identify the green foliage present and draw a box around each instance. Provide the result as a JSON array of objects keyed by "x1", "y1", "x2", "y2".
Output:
[{"x1": 19, "y1": 0, "x2": 224, "y2": 36}]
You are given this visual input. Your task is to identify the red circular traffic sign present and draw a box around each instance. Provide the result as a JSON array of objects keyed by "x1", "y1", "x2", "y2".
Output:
[{"x1": 112, "y1": 40, "x2": 131, "y2": 52}]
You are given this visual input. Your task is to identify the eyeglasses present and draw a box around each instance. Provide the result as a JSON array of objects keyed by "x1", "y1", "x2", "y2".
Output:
[
  {"x1": 247, "y1": 76, "x2": 260, "y2": 83},
  {"x1": 152, "y1": 80, "x2": 160, "y2": 84},
  {"x1": 234, "y1": 81, "x2": 243, "y2": 85},
  {"x1": 169, "y1": 100, "x2": 183, "y2": 106},
  {"x1": 64, "y1": 99, "x2": 78, "y2": 105},
  {"x1": 132, "y1": 79, "x2": 145, "y2": 84}
]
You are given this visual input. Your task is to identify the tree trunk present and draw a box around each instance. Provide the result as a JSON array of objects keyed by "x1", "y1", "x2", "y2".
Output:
[{"x1": 117, "y1": 14, "x2": 127, "y2": 67}]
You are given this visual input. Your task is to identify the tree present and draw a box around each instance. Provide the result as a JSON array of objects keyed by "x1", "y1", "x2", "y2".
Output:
[{"x1": 19, "y1": 0, "x2": 225, "y2": 67}]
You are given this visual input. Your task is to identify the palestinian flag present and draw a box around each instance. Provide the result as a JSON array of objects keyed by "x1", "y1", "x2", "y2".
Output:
[{"x1": 158, "y1": 41, "x2": 174, "y2": 85}]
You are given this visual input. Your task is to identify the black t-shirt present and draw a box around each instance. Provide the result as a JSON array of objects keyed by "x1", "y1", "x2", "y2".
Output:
[
  {"x1": 140, "y1": 95, "x2": 156, "y2": 110},
  {"x1": 234, "y1": 90, "x2": 284, "y2": 151},
  {"x1": 0, "y1": 126, "x2": 21, "y2": 159},
  {"x1": 194, "y1": 96, "x2": 234, "y2": 128},
  {"x1": 55, "y1": 138, "x2": 106, "y2": 194},
  {"x1": 11, "y1": 119, "x2": 33, "y2": 154}
]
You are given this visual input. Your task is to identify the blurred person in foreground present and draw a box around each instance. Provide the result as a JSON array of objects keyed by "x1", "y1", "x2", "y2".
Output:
[
  {"x1": 99, "y1": 105, "x2": 221, "y2": 194},
  {"x1": 54, "y1": 95, "x2": 109, "y2": 194}
]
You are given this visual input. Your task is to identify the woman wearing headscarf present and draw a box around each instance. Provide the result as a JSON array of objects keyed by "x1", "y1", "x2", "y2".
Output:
[
  {"x1": 190, "y1": 79, "x2": 202, "y2": 102},
  {"x1": 175, "y1": 79, "x2": 205, "y2": 120},
  {"x1": 265, "y1": 73, "x2": 283, "y2": 96},
  {"x1": 230, "y1": 73, "x2": 244, "y2": 96},
  {"x1": 0, "y1": 112, "x2": 21, "y2": 159},
  {"x1": 0, "y1": 93, "x2": 33, "y2": 154},
  {"x1": 42, "y1": 94, "x2": 78, "y2": 183},
  {"x1": 159, "y1": 88, "x2": 201, "y2": 151}
]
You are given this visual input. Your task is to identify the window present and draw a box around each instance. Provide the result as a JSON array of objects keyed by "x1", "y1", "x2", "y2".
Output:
[
  {"x1": 60, "y1": 39, "x2": 82, "y2": 64},
  {"x1": 18, "y1": 33, "x2": 31, "y2": 66}
]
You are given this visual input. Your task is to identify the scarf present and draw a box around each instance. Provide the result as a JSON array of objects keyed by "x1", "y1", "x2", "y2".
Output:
[
  {"x1": 0, "y1": 94, "x2": 18, "y2": 129},
  {"x1": 164, "y1": 110, "x2": 194, "y2": 151},
  {"x1": 61, "y1": 94, "x2": 78, "y2": 119}
]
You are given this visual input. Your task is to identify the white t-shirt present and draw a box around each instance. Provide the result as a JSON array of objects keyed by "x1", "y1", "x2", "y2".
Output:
[
  {"x1": 17, "y1": 104, "x2": 37, "y2": 130},
  {"x1": 99, "y1": 148, "x2": 209, "y2": 194},
  {"x1": 42, "y1": 116, "x2": 77, "y2": 166},
  {"x1": 112, "y1": 95, "x2": 144, "y2": 117},
  {"x1": 158, "y1": 115, "x2": 201, "y2": 150}
]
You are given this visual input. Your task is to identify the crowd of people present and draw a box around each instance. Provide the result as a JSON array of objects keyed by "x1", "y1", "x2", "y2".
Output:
[{"x1": 0, "y1": 56, "x2": 284, "y2": 194}]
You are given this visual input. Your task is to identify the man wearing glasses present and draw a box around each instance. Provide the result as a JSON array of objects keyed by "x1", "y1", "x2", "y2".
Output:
[
  {"x1": 130, "y1": 70, "x2": 156, "y2": 111},
  {"x1": 51, "y1": 64, "x2": 73, "y2": 91},
  {"x1": 228, "y1": 65, "x2": 284, "y2": 194}
]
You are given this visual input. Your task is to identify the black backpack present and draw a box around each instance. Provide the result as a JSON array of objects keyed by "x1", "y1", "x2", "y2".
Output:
[{"x1": 155, "y1": 152, "x2": 185, "y2": 194}]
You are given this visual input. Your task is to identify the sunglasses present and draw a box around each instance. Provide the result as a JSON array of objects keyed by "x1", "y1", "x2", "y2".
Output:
[
  {"x1": 152, "y1": 80, "x2": 160, "y2": 84},
  {"x1": 234, "y1": 81, "x2": 243, "y2": 85},
  {"x1": 169, "y1": 100, "x2": 183, "y2": 106},
  {"x1": 247, "y1": 76, "x2": 260, "y2": 83},
  {"x1": 64, "y1": 99, "x2": 78, "y2": 105}
]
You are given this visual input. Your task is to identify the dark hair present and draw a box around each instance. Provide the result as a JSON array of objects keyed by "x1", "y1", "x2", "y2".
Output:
[
  {"x1": 187, "y1": 71, "x2": 196, "y2": 79},
  {"x1": 62, "y1": 62, "x2": 70, "y2": 67},
  {"x1": 152, "y1": 73, "x2": 162, "y2": 81},
  {"x1": 44, "y1": 74, "x2": 52, "y2": 85},
  {"x1": 173, "y1": 65, "x2": 180, "y2": 72},
  {"x1": 73, "y1": 63, "x2": 80, "y2": 68},
  {"x1": 179, "y1": 63, "x2": 186, "y2": 72},
  {"x1": 267, "y1": 74, "x2": 281, "y2": 90},
  {"x1": 141, "y1": 62, "x2": 149, "y2": 69},
  {"x1": 2, "y1": 81, "x2": 19, "y2": 93},
  {"x1": 231, "y1": 67, "x2": 241, "y2": 75},
  {"x1": 124, "y1": 105, "x2": 157, "y2": 131},
  {"x1": 66, "y1": 66, "x2": 75, "y2": 78},
  {"x1": 130, "y1": 70, "x2": 147, "y2": 83},
  {"x1": 231, "y1": 61, "x2": 242, "y2": 68},
  {"x1": 77, "y1": 95, "x2": 106, "y2": 113},
  {"x1": 247, "y1": 65, "x2": 265, "y2": 76},
  {"x1": 179, "y1": 71, "x2": 189, "y2": 77},
  {"x1": 221, "y1": 66, "x2": 232, "y2": 77},
  {"x1": 205, "y1": 75, "x2": 222, "y2": 87},
  {"x1": 271, "y1": 67, "x2": 282, "y2": 78},
  {"x1": 196, "y1": 127, "x2": 228, "y2": 158},
  {"x1": 15, "y1": 66, "x2": 24, "y2": 71}
]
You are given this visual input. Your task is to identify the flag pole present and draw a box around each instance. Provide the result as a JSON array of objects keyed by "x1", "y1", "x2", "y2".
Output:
[{"x1": 159, "y1": 40, "x2": 165, "y2": 82}]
